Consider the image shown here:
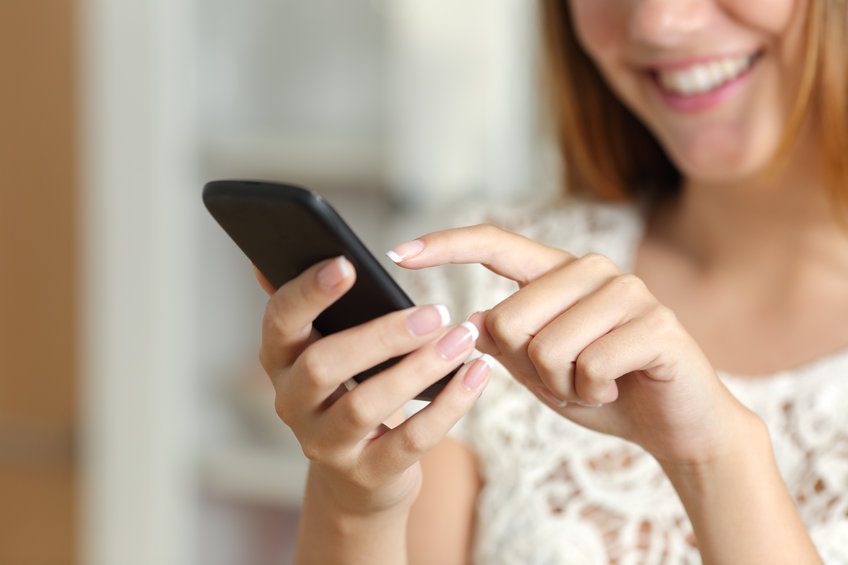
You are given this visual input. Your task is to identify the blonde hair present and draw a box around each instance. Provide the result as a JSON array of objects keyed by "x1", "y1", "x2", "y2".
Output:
[{"x1": 542, "y1": 0, "x2": 848, "y2": 211}]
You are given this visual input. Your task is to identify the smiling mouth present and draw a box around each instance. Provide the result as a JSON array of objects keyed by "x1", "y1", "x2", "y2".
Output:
[{"x1": 650, "y1": 50, "x2": 763, "y2": 97}]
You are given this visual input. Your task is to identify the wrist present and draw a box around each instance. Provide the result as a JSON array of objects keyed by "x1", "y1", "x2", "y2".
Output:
[
  {"x1": 656, "y1": 409, "x2": 820, "y2": 563},
  {"x1": 296, "y1": 465, "x2": 412, "y2": 565},
  {"x1": 307, "y1": 463, "x2": 417, "y2": 522},
  {"x1": 659, "y1": 408, "x2": 771, "y2": 494}
]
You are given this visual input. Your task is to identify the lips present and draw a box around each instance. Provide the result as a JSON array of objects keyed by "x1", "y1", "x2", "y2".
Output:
[{"x1": 644, "y1": 50, "x2": 763, "y2": 112}]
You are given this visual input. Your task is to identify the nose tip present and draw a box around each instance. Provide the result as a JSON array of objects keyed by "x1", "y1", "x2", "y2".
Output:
[{"x1": 630, "y1": 0, "x2": 710, "y2": 48}]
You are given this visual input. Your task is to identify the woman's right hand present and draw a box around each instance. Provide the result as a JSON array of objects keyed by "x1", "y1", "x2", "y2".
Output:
[{"x1": 256, "y1": 255, "x2": 491, "y2": 518}]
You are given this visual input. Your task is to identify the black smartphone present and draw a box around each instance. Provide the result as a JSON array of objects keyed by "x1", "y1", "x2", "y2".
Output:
[{"x1": 202, "y1": 179, "x2": 454, "y2": 401}]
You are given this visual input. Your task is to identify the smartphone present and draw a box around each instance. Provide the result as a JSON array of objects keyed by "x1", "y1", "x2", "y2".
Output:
[{"x1": 202, "y1": 179, "x2": 454, "y2": 401}]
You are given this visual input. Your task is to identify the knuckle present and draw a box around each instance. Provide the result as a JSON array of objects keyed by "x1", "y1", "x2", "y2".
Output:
[
  {"x1": 298, "y1": 346, "x2": 331, "y2": 389},
  {"x1": 373, "y1": 321, "x2": 398, "y2": 352},
  {"x1": 342, "y1": 391, "x2": 378, "y2": 430},
  {"x1": 441, "y1": 390, "x2": 471, "y2": 418},
  {"x1": 536, "y1": 368, "x2": 569, "y2": 400},
  {"x1": 614, "y1": 272, "x2": 643, "y2": 291},
  {"x1": 399, "y1": 425, "x2": 432, "y2": 455},
  {"x1": 259, "y1": 340, "x2": 287, "y2": 378},
  {"x1": 274, "y1": 394, "x2": 291, "y2": 425},
  {"x1": 258, "y1": 342, "x2": 274, "y2": 375},
  {"x1": 527, "y1": 337, "x2": 556, "y2": 374},
  {"x1": 528, "y1": 344, "x2": 569, "y2": 397},
  {"x1": 300, "y1": 441, "x2": 322, "y2": 463},
  {"x1": 575, "y1": 352, "x2": 605, "y2": 382},
  {"x1": 486, "y1": 308, "x2": 517, "y2": 344},
  {"x1": 579, "y1": 252, "x2": 617, "y2": 276},
  {"x1": 649, "y1": 305, "x2": 679, "y2": 333},
  {"x1": 611, "y1": 273, "x2": 648, "y2": 301},
  {"x1": 476, "y1": 223, "x2": 504, "y2": 238}
]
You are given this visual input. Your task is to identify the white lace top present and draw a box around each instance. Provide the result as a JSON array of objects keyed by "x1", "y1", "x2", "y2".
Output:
[{"x1": 402, "y1": 198, "x2": 848, "y2": 564}]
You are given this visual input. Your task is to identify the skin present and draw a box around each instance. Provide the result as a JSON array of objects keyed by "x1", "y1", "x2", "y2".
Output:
[
  {"x1": 570, "y1": 0, "x2": 805, "y2": 182},
  {"x1": 257, "y1": 0, "x2": 848, "y2": 562},
  {"x1": 256, "y1": 258, "x2": 490, "y2": 564},
  {"x1": 567, "y1": 0, "x2": 848, "y2": 375}
]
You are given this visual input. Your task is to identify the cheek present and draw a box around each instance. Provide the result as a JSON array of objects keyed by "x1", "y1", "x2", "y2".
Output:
[
  {"x1": 724, "y1": 0, "x2": 806, "y2": 76},
  {"x1": 721, "y1": 0, "x2": 797, "y2": 35},
  {"x1": 568, "y1": 0, "x2": 628, "y2": 64}
]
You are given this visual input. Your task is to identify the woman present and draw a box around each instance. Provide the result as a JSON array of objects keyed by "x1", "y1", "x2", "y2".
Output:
[{"x1": 257, "y1": 0, "x2": 848, "y2": 562}]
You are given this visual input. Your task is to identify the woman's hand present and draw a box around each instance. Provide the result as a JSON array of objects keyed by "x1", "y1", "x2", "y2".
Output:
[
  {"x1": 388, "y1": 225, "x2": 756, "y2": 467},
  {"x1": 256, "y1": 256, "x2": 491, "y2": 518}
]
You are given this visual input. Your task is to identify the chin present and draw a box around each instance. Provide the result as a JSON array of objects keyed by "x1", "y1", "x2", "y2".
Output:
[
  {"x1": 676, "y1": 152, "x2": 766, "y2": 185},
  {"x1": 680, "y1": 162, "x2": 761, "y2": 186},
  {"x1": 661, "y1": 125, "x2": 781, "y2": 187}
]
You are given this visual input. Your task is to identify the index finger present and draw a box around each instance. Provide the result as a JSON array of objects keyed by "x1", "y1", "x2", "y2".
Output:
[{"x1": 387, "y1": 224, "x2": 573, "y2": 286}]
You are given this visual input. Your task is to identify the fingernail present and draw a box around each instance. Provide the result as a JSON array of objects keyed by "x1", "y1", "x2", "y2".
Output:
[
  {"x1": 534, "y1": 385, "x2": 568, "y2": 407},
  {"x1": 436, "y1": 321, "x2": 479, "y2": 360},
  {"x1": 466, "y1": 310, "x2": 485, "y2": 326},
  {"x1": 575, "y1": 401, "x2": 603, "y2": 408},
  {"x1": 386, "y1": 239, "x2": 425, "y2": 263},
  {"x1": 317, "y1": 256, "x2": 351, "y2": 289},
  {"x1": 462, "y1": 354, "x2": 493, "y2": 391},
  {"x1": 406, "y1": 304, "x2": 450, "y2": 336}
]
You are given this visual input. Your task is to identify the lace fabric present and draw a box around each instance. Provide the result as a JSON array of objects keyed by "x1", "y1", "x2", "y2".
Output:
[{"x1": 399, "y1": 197, "x2": 848, "y2": 564}]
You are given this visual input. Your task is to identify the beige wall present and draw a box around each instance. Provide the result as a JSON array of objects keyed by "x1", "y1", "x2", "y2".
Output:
[{"x1": 0, "y1": 1, "x2": 78, "y2": 563}]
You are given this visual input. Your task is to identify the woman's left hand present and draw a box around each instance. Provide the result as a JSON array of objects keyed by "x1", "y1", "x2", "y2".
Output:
[{"x1": 389, "y1": 224, "x2": 757, "y2": 467}]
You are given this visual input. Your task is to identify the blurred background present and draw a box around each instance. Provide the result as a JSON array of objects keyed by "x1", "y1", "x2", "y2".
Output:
[{"x1": 0, "y1": 1, "x2": 555, "y2": 563}]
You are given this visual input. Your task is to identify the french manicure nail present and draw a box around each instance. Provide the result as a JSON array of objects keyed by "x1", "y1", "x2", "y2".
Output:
[
  {"x1": 317, "y1": 256, "x2": 351, "y2": 289},
  {"x1": 386, "y1": 239, "x2": 425, "y2": 263},
  {"x1": 575, "y1": 401, "x2": 604, "y2": 408},
  {"x1": 406, "y1": 304, "x2": 450, "y2": 336},
  {"x1": 462, "y1": 354, "x2": 493, "y2": 391},
  {"x1": 436, "y1": 321, "x2": 479, "y2": 360},
  {"x1": 466, "y1": 310, "x2": 486, "y2": 326},
  {"x1": 534, "y1": 385, "x2": 569, "y2": 407}
]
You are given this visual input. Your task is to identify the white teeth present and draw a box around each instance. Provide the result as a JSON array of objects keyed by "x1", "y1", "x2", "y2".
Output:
[{"x1": 657, "y1": 54, "x2": 755, "y2": 96}]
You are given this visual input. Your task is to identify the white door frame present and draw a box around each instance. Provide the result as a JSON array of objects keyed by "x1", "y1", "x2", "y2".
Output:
[{"x1": 78, "y1": 1, "x2": 199, "y2": 563}]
